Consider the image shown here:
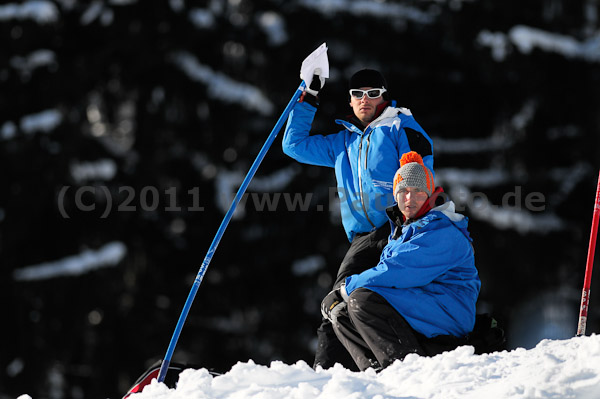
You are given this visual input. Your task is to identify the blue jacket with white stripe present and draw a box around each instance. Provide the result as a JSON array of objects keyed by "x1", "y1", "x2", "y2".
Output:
[{"x1": 282, "y1": 100, "x2": 434, "y2": 242}]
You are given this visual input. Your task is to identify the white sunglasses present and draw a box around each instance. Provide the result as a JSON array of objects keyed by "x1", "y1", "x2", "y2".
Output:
[{"x1": 349, "y1": 88, "x2": 387, "y2": 99}]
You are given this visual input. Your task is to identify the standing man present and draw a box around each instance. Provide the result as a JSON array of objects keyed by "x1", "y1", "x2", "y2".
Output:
[
  {"x1": 320, "y1": 152, "x2": 480, "y2": 371},
  {"x1": 282, "y1": 69, "x2": 435, "y2": 369}
]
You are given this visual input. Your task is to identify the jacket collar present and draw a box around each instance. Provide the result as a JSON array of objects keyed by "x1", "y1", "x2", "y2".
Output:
[{"x1": 345, "y1": 100, "x2": 391, "y2": 131}]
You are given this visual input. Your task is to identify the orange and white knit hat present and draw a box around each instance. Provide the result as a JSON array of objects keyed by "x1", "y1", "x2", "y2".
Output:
[{"x1": 393, "y1": 151, "x2": 435, "y2": 197}]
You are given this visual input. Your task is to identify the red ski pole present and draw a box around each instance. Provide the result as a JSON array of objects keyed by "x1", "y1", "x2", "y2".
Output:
[{"x1": 576, "y1": 170, "x2": 600, "y2": 337}]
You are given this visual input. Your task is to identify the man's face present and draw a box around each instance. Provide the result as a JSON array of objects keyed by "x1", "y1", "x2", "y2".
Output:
[
  {"x1": 396, "y1": 187, "x2": 429, "y2": 220},
  {"x1": 350, "y1": 87, "x2": 385, "y2": 126}
]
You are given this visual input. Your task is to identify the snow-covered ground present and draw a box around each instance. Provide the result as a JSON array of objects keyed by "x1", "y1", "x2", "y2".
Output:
[
  {"x1": 134, "y1": 335, "x2": 600, "y2": 399},
  {"x1": 17, "y1": 334, "x2": 599, "y2": 399}
]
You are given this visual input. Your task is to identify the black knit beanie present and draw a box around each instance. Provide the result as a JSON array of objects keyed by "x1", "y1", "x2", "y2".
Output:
[{"x1": 349, "y1": 69, "x2": 387, "y2": 90}]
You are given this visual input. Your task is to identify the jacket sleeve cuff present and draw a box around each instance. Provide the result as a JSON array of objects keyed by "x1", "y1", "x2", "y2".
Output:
[{"x1": 300, "y1": 91, "x2": 319, "y2": 107}]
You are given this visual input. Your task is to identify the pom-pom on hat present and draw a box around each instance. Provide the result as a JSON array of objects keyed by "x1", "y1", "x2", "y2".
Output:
[
  {"x1": 393, "y1": 151, "x2": 435, "y2": 197},
  {"x1": 349, "y1": 69, "x2": 387, "y2": 90}
]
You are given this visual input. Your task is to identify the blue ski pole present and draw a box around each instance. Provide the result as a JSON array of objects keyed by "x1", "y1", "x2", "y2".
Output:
[{"x1": 157, "y1": 80, "x2": 306, "y2": 383}]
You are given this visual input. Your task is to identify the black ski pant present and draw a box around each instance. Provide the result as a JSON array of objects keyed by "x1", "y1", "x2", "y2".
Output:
[
  {"x1": 313, "y1": 223, "x2": 390, "y2": 370},
  {"x1": 331, "y1": 288, "x2": 426, "y2": 371},
  {"x1": 332, "y1": 288, "x2": 469, "y2": 371}
]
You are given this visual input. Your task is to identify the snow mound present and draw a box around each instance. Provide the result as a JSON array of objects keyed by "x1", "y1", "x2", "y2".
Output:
[{"x1": 130, "y1": 335, "x2": 600, "y2": 399}]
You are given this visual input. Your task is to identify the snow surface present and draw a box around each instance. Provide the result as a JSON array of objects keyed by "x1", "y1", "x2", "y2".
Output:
[
  {"x1": 9, "y1": 49, "x2": 57, "y2": 79},
  {"x1": 214, "y1": 164, "x2": 301, "y2": 218},
  {"x1": 70, "y1": 159, "x2": 118, "y2": 183},
  {"x1": 297, "y1": 0, "x2": 437, "y2": 24},
  {"x1": 1, "y1": 109, "x2": 63, "y2": 137},
  {"x1": 169, "y1": 51, "x2": 275, "y2": 116},
  {"x1": 0, "y1": 1, "x2": 59, "y2": 24},
  {"x1": 19, "y1": 334, "x2": 597, "y2": 399},
  {"x1": 478, "y1": 25, "x2": 600, "y2": 63},
  {"x1": 12, "y1": 241, "x2": 127, "y2": 281}
]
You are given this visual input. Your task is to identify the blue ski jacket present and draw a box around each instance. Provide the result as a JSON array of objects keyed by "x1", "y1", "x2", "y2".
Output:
[
  {"x1": 282, "y1": 100, "x2": 434, "y2": 242},
  {"x1": 344, "y1": 201, "x2": 480, "y2": 338}
]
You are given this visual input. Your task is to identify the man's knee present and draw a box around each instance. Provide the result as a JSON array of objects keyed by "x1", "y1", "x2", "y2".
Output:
[{"x1": 346, "y1": 288, "x2": 383, "y2": 319}]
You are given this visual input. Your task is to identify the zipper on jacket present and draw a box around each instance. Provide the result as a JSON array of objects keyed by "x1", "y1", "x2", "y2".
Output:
[
  {"x1": 365, "y1": 133, "x2": 371, "y2": 169},
  {"x1": 357, "y1": 129, "x2": 375, "y2": 228}
]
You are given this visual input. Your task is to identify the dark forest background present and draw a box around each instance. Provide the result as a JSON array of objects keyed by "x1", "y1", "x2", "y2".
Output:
[{"x1": 2, "y1": 0, "x2": 600, "y2": 398}]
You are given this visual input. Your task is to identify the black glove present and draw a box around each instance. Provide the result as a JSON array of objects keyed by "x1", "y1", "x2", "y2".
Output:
[
  {"x1": 321, "y1": 284, "x2": 348, "y2": 323},
  {"x1": 306, "y1": 73, "x2": 324, "y2": 96},
  {"x1": 301, "y1": 73, "x2": 323, "y2": 107}
]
